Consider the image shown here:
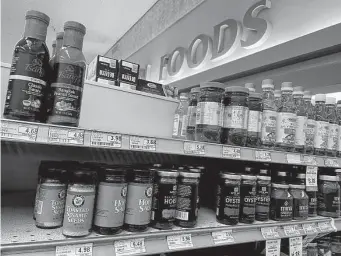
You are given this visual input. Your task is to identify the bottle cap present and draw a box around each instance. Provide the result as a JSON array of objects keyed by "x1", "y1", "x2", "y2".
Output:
[
  {"x1": 326, "y1": 97, "x2": 336, "y2": 105},
  {"x1": 179, "y1": 92, "x2": 188, "y2": 99},
  {"x1": 293, "y1": 86, "x2": 304, "y2": 94},
  {"x1": 245, "y1": 83, "x2": 255, "y2": 92},
  {"x1": 315, "y1": 94, "x2": 326, "y2": 102},
  {"x1": 56, "y1": 32, "x2": 64, "y2": 39},
  {"x1": 200, "y1": 82, "x2": 225, "y2": 90},
  {"x1": 24, "y1": 10, "x2": 50, "y2": 41},
  {"x1": 274, "y1": 89, "x2": 281, "y2": 96},
  {"x1": 190, "y1": 87, "x2": 200, "y2": 93},
  {"x1": 64, "y1": 21, "x2": 86, "y2": 34},
  {"x1": 261, "y1": 79, "x2": 274, "y2": 89},
  {"x1": 225, "y1": 86, "x2": 249, "y2": 94},
  {"x1": 281, "y1": 82, "x2": 293, "y2": 90},
  {"x1": 303, "y1": 90, "x2": 312, "y2": 99},
  {"x1": 26, "y1": 10, "x2": 50, "y2": 25}
]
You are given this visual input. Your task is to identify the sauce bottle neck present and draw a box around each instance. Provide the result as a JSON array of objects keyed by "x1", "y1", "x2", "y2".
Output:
[
  {"x1": 24, "y1": 18, "x2": 48, "y2": 41},
  {"x1": 63, "y1": 29, "x2": 84, "y2": 50}
]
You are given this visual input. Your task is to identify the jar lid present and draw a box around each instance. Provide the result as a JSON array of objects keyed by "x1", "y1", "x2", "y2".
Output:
[
  {"x1": 241, "y1": 175, "x2": 257, "y2": 180},
  {"x1": 259, "y1": 169, "x2": 269, "y2": 175},
  {"x1": 190, "y1": 87, "x2": 200, "y2": 93},
  {"x1": 69, "y1": 167, "x2": 98, "y2": 183},
  {"x1": 289, "y1": 184, "x2": 305, "y2": 189},
  {"x1": 42, "y1": 166, "x2": 68, "y2": 179},
  {"x1": 249, "y1": 92, "x2": 262, "y2": 99},
  {"x1": 315, "y1": 94, "x2": 326, "y2": 102},
  {"x1": 257, "y1": 176, "x2": 271, "y2": 181},
  {"x1": 272, "y1": 183, "x2": 289, "y2": 188},
  {"x1": 303, "y1": 90, "x2": 312, "y2": 99},
  {"x1": 326, "y1": 97, "x2": 336, "y2": 105},
  {"x1": 220, "y1": 172, "x2": 241, "y2": 180},
  {"x1": 64, "y1": 21, "x2": 86, "y2": 34},
  {"x1": 261, "y1": 79, "x2": 274, "y2": 89},
  {"x1": 196, "y1": 166, "x2": 205, "y2": 171},
  {"x1": 200, "y1": 82, "x2": 225, "y2": 89},
  {"x1": 245, "y1": 83, "x2": 255, "y2": 92},
  {"x1": 319, "y1": 175, "x2": 338, "y2": 181},
  {"x1": 225, "y1": 86, "x2": 249, "y2": 94},
  {"x1": 274, "y1": 89, "x2": 281, "y2": 96},
  {"x1": 26, "y1": 10, "x2": 50, "y2": 25},
  {"x1": 293, "y1": 86, "x2": 303, "y2": 94},
  {"x1": 56, "y1": 32, "x2": 64, "y2": 39},
  {"x1": 157, "y1": 170, "x2": 179, "y2": 177},
  {"x1": 179, "y1": 171, "x2": 200, "y2": 178}
]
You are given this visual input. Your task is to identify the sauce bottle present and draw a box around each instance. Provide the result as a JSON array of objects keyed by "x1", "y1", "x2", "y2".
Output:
[
  {"x1": 293, "y1": 86, "x2": 307, "y2": 153},
  {"x1": 49, "y1": 32, "x2": 64, "y2": 68},
  {"x1": 326, "y1": 97, "x2": 338, "y2": 157},
  {"x1": 303, "y1": 91, "x2": 316, "y2": 154},
  {"x1": 51, "y1": 40, "x2": 56, "y2": 60},
  {"x1": 186, "y1": 88, "x2": 200, "y2": 140},
  {"x1": 47, "y1": 21, "x2": 86, "y2": 127},
  {"x1": 172, "y1": 93, "x2": 189, "y2": 139},
  {"x1": 4, "y1": 10, "x2": 50, "y2": 123},
  {"x1": 314, "y1": 94, "x2": 329, "y2": 155}
]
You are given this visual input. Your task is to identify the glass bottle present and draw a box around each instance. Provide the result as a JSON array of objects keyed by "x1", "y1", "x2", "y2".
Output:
[
  {"x1": 172, "y1": 93, "x2": 189, "y2": 139},
  {"x1": 245, "y1": 82, "x2": 255, "y2": 92},
  {"x1": 246, "y1": 92, "x2": 262, "y2": 147},
  {"x1": 326, "y1": 97, "x2": 338, "y2": 157},
  {"x1": 274, "y1": 89, "x2": 281, "y2": 111},
  {"x1": 314, "y1": 94, "x2": 329, "y2": 155},
  {"x1": 337, "y1": 100, "x2": 341, "y2": 157},
  {"x1": 260, "y1": 79, "x2": 277, "y2": 149},
  {"x1": 3, "y1": 10, "x2": 51, "y2": 123},
  {"x1": 51, "y1": 40, "x2": 56, "y2": 59},
  {"x1": 186, "y1": 88, "x2": 200, "y2": 140},
  {"x1": 47, "y1": 21, "x2": 87, "y2": 127},
  {"x1": 293, "y1": 86, "x2": 307, "y2": 153},
  {"x1": 304, "y1": 91, "x2": 316, "y2": 154},
  {"x1": 49, "y1": 32, "x2": 64, "y2": 68}
]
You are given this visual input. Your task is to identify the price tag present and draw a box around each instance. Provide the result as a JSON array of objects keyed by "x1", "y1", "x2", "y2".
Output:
[
  {"x1": 212, "y1": 230, "x2": 235, "y2": 244},
  {"x1": 303, "y1": 155, "x2": 317, "y2": 166},
  {"x1": 302, "y1": 234, "x2": 318, "y2": 248},
  {"x1": 129, "y1": 136, "x2": 156, "y2": 151},
  {"x1": 266, "y1": 239, "x2": 281, "y2": 256},
  {"x1": 1, "y1": 120, "x2": 38, "y2": 142},
  {"x1": 318, "y1": 221, "x2": 336, "y2": 233},
  {"x1": 56, "y1": 243, "x2": 92, "y2": 256},
  {"x1": 90, "y1": 132, "x2": 121, "y2": 148},
  {"x1": 183, "y1": 142, "x2": 205, "y2": 155},
  {"x1": 289, "y1": 237, "x2": 302, "y2": 256},
  {"x1": 255, "y1": 151, "x2": 272, "y2": 162},
  {"x1": 286, "y1": 154, "x2": 301, "y2": 164},
  {"x1": 114, "y1": 238, "x2": 146, "y2": 256},
  {"x1": 284, "y1": 225, "x2": 301, "y2": 237},
  {"x1": 48, "y1": 127, "x2": 84, "y2": 145},
  {"x1": 302, "y1": 223, "x2": 318, "y2": 235},
  {"x1": 167, "y1": 234, "x2": 193, "y2": 250},
  {"x1": 222, "y1": 146, "x2": 241, "y2": 159},
  {"x1": 306, "y1": 166, "x2": 318, "y2": 192},
  {"x1": 261, "y1": 227, "x2": 280, "y2": 240},
  {"x1": 325, "y1": 158, "x2": 340, "y2": 167}
]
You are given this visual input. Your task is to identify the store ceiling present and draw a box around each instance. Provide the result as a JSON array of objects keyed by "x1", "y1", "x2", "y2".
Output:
[{"x1": 0, "y1": 0, "x2": 158, "y2": 64}]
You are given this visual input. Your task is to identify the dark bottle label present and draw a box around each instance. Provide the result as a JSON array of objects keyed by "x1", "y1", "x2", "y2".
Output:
[
  {"x1": 317, "y1": 190, "x2": 340, "y2": 215},
  {"x1": 240, "y1": 183, "x2": 256, "y2": 223},
  {"x1": 50, "y1": 63, "x2": 85, "y2": 119},
  {"x1": 217, "y1": 184, "x2": 240, "y2": 224},
  {"x1": 175, "y1": 183, "x2": 198, "y2": 223},
  {"x1": 293, "y1": 198, "x2": 308, "y2": 219},
  {"x1": 152, "y1": 182, "x2": 177, "y2": 223},
  {"x1": 307, "y1": 191, "x2": 317, "y2": 216},
  {"x1": 270, "y1": 198, "x2": 293, "y2": 221},
  {"x1": 256, "y1": 183, "x2": 270, "y2": 221}
]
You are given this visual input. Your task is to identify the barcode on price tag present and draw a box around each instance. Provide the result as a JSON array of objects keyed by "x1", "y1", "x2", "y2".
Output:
[
  {"x1": 114, "y1": 238, "x2": 146, "y2": 256},
  {"x1": 266, "y1": 239, "x2": 281, "y2": 256},
  {"x1": 303, "y1": 155, "x2": 317, "y2": 166},
  {"x1": 284, "y1": 225, "x2": 301, "y2": 237},
  {"x1": 289, "y1": 237, "x2": 302, "y2": 256},
  {"x1": 255, "y1": 151, "x2": 271, "y2": 161},
  {"x1": 302, "y1": 223, "x2": 318, "y2": 235},
  {"x1": 286, "y1": 154, "x2": 301, "y2": 164},
  {"x1": 325, "y1": 158, "x2": 340, "y2": 167},
  {"x1": 1, "y1": 120, "x2": 38, "y2": 142},
  {"x1": 183, "y1": 142, "x2": 205, "y2": 155},
  {"x1": 261, "y1": 227, "x2": 280, "y2": 240},
  {"x1": 167, "y1": 234, "x2": 193, "y2": 250},
  {"x1": 129, "y1": 136, "x2": 156, "y2": 151},
  {"x1": 90, "y1": 132, "x2": 122, "y2": 148},
  {"x1": 212, "y1": 230, "x2": 235, "y2": 244},
  {"x1": 56, "y1": 243, "x2": 92, "y2": 256},
  {"x1": 306, "y1": 166, "x2": 318, "y2": 191},
  {"x1": 222, "y1": 146, "x2": 241, "y2": 159},
  {"x1": 48, "y1": 127, "x2": 84, "y2": 145},
  {"x1": 318, "y1": 221, "x2": 336, "y2": 233}
]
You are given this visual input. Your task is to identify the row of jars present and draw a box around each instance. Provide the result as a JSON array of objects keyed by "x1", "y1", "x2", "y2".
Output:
[{"x1": 172, "y1": 81, "x2": 341, "y2": 157}]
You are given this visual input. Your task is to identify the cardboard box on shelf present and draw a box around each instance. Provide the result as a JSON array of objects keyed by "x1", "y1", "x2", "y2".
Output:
[
  {"x1": 136, "y1": 79, "x2": 165, "y2": 96},
  {"x1": 118, "y1": 60, "x2": 139, "y2": 85},
  {"x1": 87, "y1": 55, "x2": 118, "y2": 85}
]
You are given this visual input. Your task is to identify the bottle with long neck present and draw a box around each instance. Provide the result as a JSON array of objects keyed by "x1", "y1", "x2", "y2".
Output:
[
  {"x1": 172, "y1": 93, "x2": 189, "y2": 139},
  {"x1": 326, "y1": 97, "x2": 338, "y2": 156},
  {"x1": 314, "y1": 94, "x2": 329, "y2": 155},
  {"x1": 49, "y1": 32, "x2": 64, "y2": 68},
  {"x1": 274, "y1": 89, "x2": 281, "y2": 111},
  {"x1": 303, "y1": 91, "x2": 316, "y2": 154},
  {"x1": 51, "y1": 40, "x2": 56, "y2": 59},
  {"x1": 337, "y1": 100, "x2": 341, "y2": 157},
  {"x1": 293, "y1": 86, "x2": 306, "y2": 153}
]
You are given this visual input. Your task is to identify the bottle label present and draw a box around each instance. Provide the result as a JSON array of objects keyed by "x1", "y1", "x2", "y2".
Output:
[
  {"x1": 187, "y1": 106, "x2": 197, "y2": 127},
  {"x1": 293, "y1": 198, "x2": 308, "y2": 218},
  {"x1": 152, "y1": 182, "x2": 177, "y2": 223},
  {"x1": 196, "y1": 102, "x2": 223, "y2": 126},
  {"x1": 175, "y1": 183, "x2": 198, "y2": 222},
  {"x1": 217, "y1": 184, "x2": 240, "y2": 222},
  {"x1": 248, "y1": 110, "x2": 261, "y2": 133},
  {"x1": 180, "y1": 115, "x2": 188, "y2": 137},
  {"x1": 240, "y1": 184, "x2": 256, "y2": 222},
  {"x1": 270, "y1": 197, "x2": 293, "y2": 221},
  {"x1": 317, "y1": 189, "x2": 340, "y2": 215},
  {"x1": 328, "y1": 123, "x2": 339, "y2": 151},
  {"x1": 50, "y1": 63, "x2": 85, "y2": 118},
  {"x1": 261, "y1": 110, "x2": 277, "y2": 143},
  {"x1": 314, "y1": 121, "x2": 329, "y2": 149},
  {"x1": 172, "y1": 114, "x2": 180, "y2": 136},
  {"x1": 94, "y1": 182, "x2": 127, "y2": 228},
  {"x1": 305, "y1": 119, "x2": 316, "y2": 148},
  {"x1": 307, "y1": 191, "x2": 316, "y2": 215},
  {"x1": 276, "y1": 112, "x2": 297, "y2": 145},
  {"x1": 124, "y1": 183, "x2": 153, "y2": 225},
  {"x1": 223, "y1": 106, "x2": 248, "y2": 129},
  {"x1": 256, "y1": 183, "x2": 270, "y2": 220},
  {"x1": 295, "y1": 116, "x2": 307, "y2": 146}
]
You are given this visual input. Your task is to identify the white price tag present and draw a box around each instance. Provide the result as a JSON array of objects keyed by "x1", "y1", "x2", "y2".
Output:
[
  {"x1": 167, "y1": 234, "x2": 193, "y2": 250},
  {"x1": 318, "y1": 221, "x2": 336, "y2": 233},
  {"x1": 261, "y1": 227, "x2": 280, "y2": 240},
  {"x1": 129, "y1": 136, "x2": 156, "y2": 151},
  {"x1": 286, "y1": 154, "x2": 301, "y2": 164},
  {"x1": 56, "y1": 243, "x2": 92, "y2": 256},
  {"x1": 303, "y1": 155, "x2": 317, "y2": 166},
  {"x1": 325, "y1": 158, "x2": 339, "y2": 167},
  {"x1": 306, "y1": 166, "x2": 318, "y2": 191},
  {"x1": 302, "y1": 223, "x2": 318, "y2": 235},
  {"x1": 183, "y1": 142, "x2": 205, "y2": 155},
  {"x1": 212, "y1": 230, "x2": 235, "y2": 244},
  {"x1": 222, "y1": 146, "x2": 241, "y2": 159},
  {"x1": 114, "y1": 238, "x2": 146, "y2": 256},
  {"x1": 284, "y1": 225, "x2": 301, "y2": 237},
  {"x1": 1, "y1": 120, "x2": 38, "y2": 142},
  {"x1": 266, "y1": 239, "x2": 281, "y2": 256},
  {"x1": 289, "y1": 237, "x2": 302, "y2": 256},
  {"x1": 255, "y1": 151, "x2": 272, "y2": 162},
  {"x1": 90, "y1": 132, "x2": 121, "y2": 148},
  {"x1": 48, "y1": 127, "x2": 84, "y2": 145}
]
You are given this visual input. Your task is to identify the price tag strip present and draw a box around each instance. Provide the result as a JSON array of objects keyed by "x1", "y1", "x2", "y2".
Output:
[
  {"x1": 48, "y1": 127, "x2": 84, "y2": 145},
  {"x1": 266, "y1": 239, "x2": 281, "y2": 256},
  {"x1": 303, "y1": 155, "x2": 317, "y2": 166},
  {"x1": 325, "y1": 158, "x2": 340, "y2": 167},
  {"x1": 90, "y1": 132, "x2": 122, "y2": 148},
  {"x1": 167, "y1": 234, "x2": 193, "y2": 250},
  {"x1": 318, "y1": 220, "x2": 336, "y2": 233},
  {"x1": 114, "y1": 238, "x2": 146, "y2": 256},
  {"x1": 261, "y1": 227, "x2": 280, "y2": 240},
  {"x1": 212, "y1": 230, "x2": 235, "y2": 244},
  {"x1": 302, "y1": 223, "x2": 318, "y2": 235},
  {"x1": 56, "y1": 243, "x2": 92, "y2": 256},
  {"x1": 283, "y1": 225, "x2": 301, "y2": 237},
  {"x1": 286, "y1": 154, "x2": 302, "y2": 164},
  {"x1": 129, "y1": 136, "x2": 156, "y2": 151},
  {"x1": 289, "y1": 236, "x2": 302, "y2": 256},
  {"x1": 222, "y1": 146, "x2": 241, "y2": 159},
  {"x1": 1, "y1": 120, "x2": 38, "y2": 142},
  {"x1": 183, "y1": 142, "x2": 205, "y2": 155},
  {"x1": 306, "y1": 166, "x2": 318, "y2": 192},
  {"x1": 255, "y1": 151, "x2": 272, "y2": 162}
]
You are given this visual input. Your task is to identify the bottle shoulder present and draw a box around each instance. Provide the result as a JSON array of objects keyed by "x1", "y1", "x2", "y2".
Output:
[
  {"x1": 14, "y1": 37, "x2": 50, "y2": 56},
  {"x1": 57, "y1": 47, "x2": 86, "y2": 67}
]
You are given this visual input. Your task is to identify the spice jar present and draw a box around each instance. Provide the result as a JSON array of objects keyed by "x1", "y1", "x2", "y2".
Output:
[
  {"x1": 151, "y1": 170, "x2": 179, "y2": 230},
  {"x1": 255, "y1": 176, "x2": 271, "y2": 221},
  {"x1": 221, "y1": 86, "x2": 249, "y2": 146},
  {"x1": 62, "y1": 167, "x2": 97, "y2": 237},
  {"x1": 246, "y1": 92, "x2": 262, "y2": 147},
  {"x1": 186, "y1": 87, "x2": 200, "y2": 140},
  {"x1": 216, "y1": 173, "x2": 241, "y2": 225},
  {"x1": 175, "y1": 171, "x2": 200, "y2": 228},
  {"x1": 195, "y1": 82, "x2": 225, "y2": 143},
  {"x1": 289, "y1": 184, "x2": 308, "y2": 220},
  {"x1": 270, "y1": 183, "x2": 293, "y2": 221},
  {"x1": 93, "y1": 165, "x2": 127, "y2": 235},
  {"x1": 317, "y1": 175, "x2": 340, "y2": 217},
  {"x1": 239, "y1": 175, "x2": 257, "y2": 223},
  {"x1": 124, "y1": 167, "x2": 154, "y2": 232}
]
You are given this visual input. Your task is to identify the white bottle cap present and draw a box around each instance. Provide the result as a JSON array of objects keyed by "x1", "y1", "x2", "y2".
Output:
[
  {"x1": 326, "y1": 97, "x2": 336, "y2": 105},
  {"x1": 293, "y1": 86, "x2": 303, "y2": 95},
  {"x1": 315, "y1": 94, "x2": 326, "y2": 102},
  {"x1": 245, "y1": 83, "x2": 255, "y2": 92},
  {"x1": 261, "y1": 79, "x2": 274, "y2": 89},
  {"x1": 303, "y1": 90, "x2": 312, "y2": 99},
  {"x1": 281, "y1": 82, "x2": 293, "y2": 90}
]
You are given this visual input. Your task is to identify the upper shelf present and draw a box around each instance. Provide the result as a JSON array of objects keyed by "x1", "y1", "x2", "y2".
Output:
[{"x1": 1, "y1": 118, "x2": 340, "y2": 167}]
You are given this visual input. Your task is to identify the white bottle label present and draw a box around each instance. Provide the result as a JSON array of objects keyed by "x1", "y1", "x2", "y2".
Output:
[
  {"x1": 248, "y1": 110, "x2": 261, "y2": 133},
  {"x1": 172, "y1": 114, "x2": 180, "y2": 136},
  {"x1": 223, "y1": 106, "x2": 248, "y2": 129},
  {"x1": 314, "y1": 121, "x2": 329, "y2": 149},
  {"x1": 328, "y1": 123, "x2": 339, "y2": 151},
  {"x1": 276, "y1": 112, "x2": 297, "y2": 145},
  {"x1": 181, "y1": 115, "x2": 188, "y2": 137},
  {"x1": 261, "y1": 110, "x2": 277, "y2": 143},
  {"x1": 305, "y1": 119, "x2": 316, "y2": 148},
  {"x1": 295, "y1": 116, "x2": 307, "y2": 146},
  {"x1": 187, "y1": 106, "x2": 197, "y2": 127},
  {"x1": 196, "y1": 102, "x2": 223, "y2": 126}
]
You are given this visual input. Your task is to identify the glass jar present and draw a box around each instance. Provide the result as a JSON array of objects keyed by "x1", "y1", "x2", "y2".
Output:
[
  {"x1": 289, "y1": 184, "x2": 308, "y2": 220},
  {"x1": 246, "y1": 92, "x2": 262, "y2": 147},
  {"x1": 151, "y1": 170, "x2": 179, "y2": 230},
  {"x1": 317, "y1": 175, "x2": 340, "y2": 217},
  {"x1": 216, "y1": 173, "x2": 241, "y2": 225},
  {"x1": 295, "y1": 173, "x2": 317, "y2": 217},
  {"x1": 239, "y1": 175, "x2": 257, "y2": 223},
  {"x1": 124, "y1": 168, "x2": 154, "y2": 232},
  {"x1": 93, "y1": 165, "x2": 127, "y2": 235},
  {"x1": 195, "y1": 82, "x2": 225, "y2": 143},
  {"x1": 175, "y1": 171, "x2": 201, "y2": 228},
  {"x1": 314, "y1": 94, "x2": 329, "y2": 156},
  {"x1": 186, "y1": 87, "x2": 200, "y2": 140},
  {"x1": 255, "y1": 176, "x2": 271, "y2": 221},
  {"x1": 62, "y1": 166, "x2": 97, "y2": 237},
  {"x1": 337, "y1": 100, "x2": 341, "y2": 157},
  {"x1": 172, "y1": 93, "x2": 189, "y2": 139},
  {"x1": 221, "y1": 86, "x2": 249, "y2": 146},
  {"x1": 270, "y1": 183, "x2": 293, "y2": 221}
]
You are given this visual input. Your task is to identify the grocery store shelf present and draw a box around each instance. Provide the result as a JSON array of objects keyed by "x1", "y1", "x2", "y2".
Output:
[{"x1": 1, "y1": 119, "x2": 340, "y2": 167}]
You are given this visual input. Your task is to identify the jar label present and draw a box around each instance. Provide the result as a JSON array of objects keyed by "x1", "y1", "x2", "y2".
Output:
[
  {"x1": 172, "y1": 114, "x2": 180, "y2": 136},
  {"x1": 270, "y1": 197, "x2": 293, "y2": 221},
  {"x1": 314, "y1": 121, "x2": 329, "y2": 149},
  {"x1": 240, "y1": 184, "x2": 256, "y2": 222},
  {"x1": 223, "y1": 106, "x2": 248, "y2": 129},
  {"x1": 305, "y1": 119, "x2": 316, "y2": 148},
  {"x1": 328, "y1": 123, "x2": 339, "y2": 151},
  {"x1": 293, "y1": 197, "x2": 308, "y2": 219},
  {"x1": 176, "y1": 183, "x2": 198, "y2": 222},
  {"x1": 256, "y1": 183, "x2": 270, "y2": 220},
  {"x1": 94, "y1": 182, "x2": 127, "y2": 228},
  {"x1": 261, "y1": 110, "x2": 277, "y2": 144},
  {"x1": 295, "y1": 116, "x2": 307, "y2": 146},
  {"x1": 36, "y1": 183, "x2": 66, "y2": 226},
  {"x1": 196, "y1": 102, "x2": 223, "y2": 126},
  {"x1": 248, "y1": 110, "x2": 261, "y2": 133},
  {"x1": 152, "y1": 183, "x2": 177, "y2": 223},
  {"x1": 187, "y1": 106, "x2": 197, "y2": 127},
  {"x1": 276, "y1": 112, "x2": 297, "y2": 145},
  {"x1": 317, "y1": 188, "x2": 340, "y2": 216},
  {"x1": 217, "y1": 184, "x2": 240, "y2": 222},
  {"x1": 124, "y1": 183, "x2": 153, "y2": 225}
]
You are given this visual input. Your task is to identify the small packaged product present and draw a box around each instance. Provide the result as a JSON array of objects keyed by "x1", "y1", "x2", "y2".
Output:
[
  {"x1": 136, "y1": 79, "x2": 166, "y2": 96},
  {"x1": 87, "y1": 55, "x2": 118, "y2": 85}
]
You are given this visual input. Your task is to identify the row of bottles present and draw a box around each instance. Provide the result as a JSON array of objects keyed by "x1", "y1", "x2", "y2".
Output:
[{"x1": 3, "y1": 10, "x2": 86, "y2": 127}]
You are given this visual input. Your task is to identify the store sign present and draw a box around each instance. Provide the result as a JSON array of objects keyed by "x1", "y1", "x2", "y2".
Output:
[{"x1": 159, "y1": 0, "x2": 272, "y2": 81}]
